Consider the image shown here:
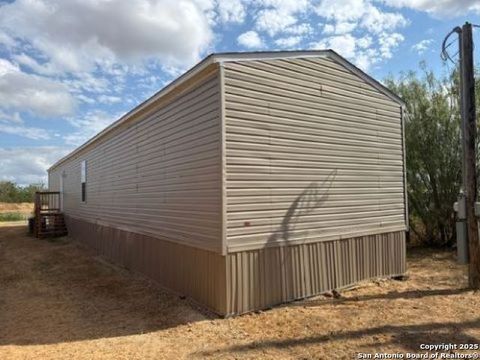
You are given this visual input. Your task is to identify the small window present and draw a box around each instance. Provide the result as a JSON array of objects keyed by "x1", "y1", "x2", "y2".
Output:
[{"x1": 81, "y1": 160, "x2": 87, "y2": 202}]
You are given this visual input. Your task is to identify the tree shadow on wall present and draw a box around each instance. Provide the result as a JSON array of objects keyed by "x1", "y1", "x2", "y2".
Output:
[
  {"x1": 261, "y1": 169, "x2": 337, "y2": 298},
  {"x1": 267, "y1": 169, "x2": 338, "y2": 245}
]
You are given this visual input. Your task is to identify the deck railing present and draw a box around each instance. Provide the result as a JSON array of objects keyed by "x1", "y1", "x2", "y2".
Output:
[
  {"x1": 34, "y1": 191, "x2": 61, "y2": 215},
  {"x1": 34, "y1": 191, "x2": 66, "y2": 238}
]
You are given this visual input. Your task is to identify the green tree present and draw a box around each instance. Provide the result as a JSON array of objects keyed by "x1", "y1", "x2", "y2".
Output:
[
  {"x1": 0, "y1": 181, "x2": 46, "y2": 203},
  {"x1": 0, "y1": 181, "x2": 19, "y2": 203},
  {"x1": 385, "y1": 66, "x2": 462, "y2": 246}
]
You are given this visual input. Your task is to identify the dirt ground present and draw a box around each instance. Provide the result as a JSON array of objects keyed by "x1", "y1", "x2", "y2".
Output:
[
  {"x1": 0, "y1": 223, "x2": 478, "y2": 360},
  {"x1": 0, "y1": 202, "x2": 33, "y2": 214}
]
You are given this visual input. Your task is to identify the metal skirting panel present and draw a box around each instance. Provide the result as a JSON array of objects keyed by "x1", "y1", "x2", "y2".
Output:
[
  {"x1": 65, "y1": 216, "x2": 227, "y2": 315},
  {"x1": 65, "y1": 216, "x2": 405, "y2": 316},
  {"x1": 225, "y1": 231, "x2": 406, "y2": 315}
]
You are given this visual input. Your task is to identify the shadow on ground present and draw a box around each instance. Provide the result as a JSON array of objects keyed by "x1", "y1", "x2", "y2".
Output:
[
  {"x1": 195, "y1": 318, "x2": 480, "y2": 357},
  {"x1": 0, "y1": 224, "x2": 475, "y2": 358},
  {"x1": 292, "y1": 287, "x2": 471, "y2": 306},
  {"x1": 0, "y1": 225, "x2": 213, "y2": 346}
]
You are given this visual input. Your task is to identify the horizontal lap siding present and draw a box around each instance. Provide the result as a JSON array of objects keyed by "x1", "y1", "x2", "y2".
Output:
[
  {"x1": 224, "y1": 58, "x2": 406, "y2": 252},
  {"x1": 49, "y1": 72, "x2": 222, "y2": 252}
]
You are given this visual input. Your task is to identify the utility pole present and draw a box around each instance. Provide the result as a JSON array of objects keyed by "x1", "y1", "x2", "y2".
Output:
[{"x1": 460, "y1": 22, "x2": 480, "y2": 288}]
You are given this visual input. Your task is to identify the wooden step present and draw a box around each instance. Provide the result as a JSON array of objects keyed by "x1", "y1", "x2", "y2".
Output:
[{"x1": 34, "y1": 212, "x2": 68, "y2": 238}]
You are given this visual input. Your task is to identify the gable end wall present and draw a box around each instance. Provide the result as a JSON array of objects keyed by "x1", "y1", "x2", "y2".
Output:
[{"x1": 223, "y1": 56, "x2": 407, "y2": 252}]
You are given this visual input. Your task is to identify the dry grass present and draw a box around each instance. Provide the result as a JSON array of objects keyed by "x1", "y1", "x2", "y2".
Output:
[
  {"x1": 0, "y1": 202, "x2": 33, "y2": 215},
  {"x1": 0, "y1": 224, "x2": 478, "y2": 359}
]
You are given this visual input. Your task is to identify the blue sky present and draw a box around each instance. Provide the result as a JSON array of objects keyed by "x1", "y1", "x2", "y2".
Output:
[{"x1": 0, "y1": 0, "x2": 479, "y2": 185}]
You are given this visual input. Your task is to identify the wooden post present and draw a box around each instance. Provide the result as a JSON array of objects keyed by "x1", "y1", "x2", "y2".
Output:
[
  {"x1": 460, "y1": 22, "x2": 480, "y2": 288},
  {"x1": 34, "y1": 192, "x2": 39, "y2": 238}
]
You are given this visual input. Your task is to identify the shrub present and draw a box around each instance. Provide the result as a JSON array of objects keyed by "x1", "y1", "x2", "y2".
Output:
[
  {"x1": 0, "y1": 212, "x2": 26, "y2": 222},
  {"x1": 0, "y1": 181, "x2": 46, "y2": 203}
]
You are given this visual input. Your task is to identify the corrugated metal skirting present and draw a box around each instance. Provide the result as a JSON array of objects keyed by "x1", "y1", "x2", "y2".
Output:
[
  {"x1": 225, "y1": 231, "x2": 406, "y2": 315},
  {"x1": 65, "y1": 215, "x2": 405, "y2": 316},
  {"x1": 65, "y1": 215, "x2": 227, "y2": 314}
]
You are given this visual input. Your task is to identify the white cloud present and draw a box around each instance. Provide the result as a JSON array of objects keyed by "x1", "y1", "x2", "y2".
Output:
[
  {"x1": 312, "y1": 34, "x2": 357, "y2": 58},
  {"x1": 378, "y1": 32, "x2": 405, "y2": 59},
  {"x1": 312, "y1": 0, "x2": 408, "y2": 70},
  {"x1": 0, "y1": 0, "x2": 214, "y2": 73},
  {"x1": 275, "y1": 36, "x2": 303, "y2": 48},
  {"x1": 411, "y1": 39, "x2": 434, "y2": 54},
  {"x1": 357, "y1": 36, "x2": 373, "y2": 49},
  {"x1": 335, "y1": 22, "x2": 357, "y2": 34},
  {"x1": 216, "y1": 0, "x2": 247, "y2": 23},
  {"x1": 284, "y1": 23, "x2": 313, "y2": 35},
  {"x1": 63, "y1": 73, "x2": 111, "y2": 95},
  {"x1": 76, "y1": 94, "x2": 95, "y2": 105},
  {"x1": 255, "y1": 10, "x2": 298, "y2": 36},
  {"x1": 237, "y1": 31, "x2": 264, "y2": 48},
  {"x1": 360, "y1": 4, "x2": 408, "y2": 33},
  {"x1": 0, "y1": 146, "x2": 71, "y2": 185},
  {"x1": 98, "y1": 95, "x2": 122, "y2": 105},
  {"x1": 254, "y1": 0, "x2": 311, "y2": 36},
  {"x1": 316, "y1": 0, "x2": 367, "y2": 22},
  {"x1": 0, "y1": 58, "x2": 19, "y2": 76},
  {"x1": 0, "y1": 111, "x2": 23, "y2": 124},
  {"x1": 0, "y1": 59, "x2": 76, "y2": 117},
  {"x1": 0, "y1": 0, "x2": 457, "y2": 186},
  {"x1": 353, "y1": 49, "x2": 378, "y2": 70},
  {"x1": 12, "y1": 53, "x2": 57, "y2": 76},
  {"x1": 323, "y1": 22, "x2": 357, "y2": 35},
  {"x1": 0, "y1": 30, "x2": 16, "y2": 48},
  {"x1": 323, "y1": 24, "x2": 335, "y2": 34},
  {"x1": 0, "y1": 124, "x2": 50, "y2": 140},
  {"x1": 316, "y1": 0, "x2": 407, "y2": 33},
  {"x1": 380, "y1": 0, "x2": 480, "y2": 17},
  {"x1": 257, "y1": 0, "x2": 310, "y2": 12},
  {"x1": 311, "y1": 30, "x2": 404, "y2": 71},
  {"x1": 64, "y1": 110, "x2": 124, "y2": 146}
]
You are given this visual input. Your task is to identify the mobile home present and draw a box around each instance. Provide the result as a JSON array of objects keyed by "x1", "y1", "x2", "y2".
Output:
[{"x1": 48, "y1": 50, "x2": 407, "y2": 316}]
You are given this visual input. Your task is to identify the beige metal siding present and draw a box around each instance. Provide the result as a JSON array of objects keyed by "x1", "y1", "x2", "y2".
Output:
[
  {"x1": 224, "y1": 57, "x2": 406, "y2": 252},
  {"x1": 46, "y1": 53, "x2": 408, "y2": 317},
  {"x1": 225, "y1": 231, "x2": 406, "y2": 315},
  {"x1": 49, "y1": 70, "x2": 222, "y2": 253},
  {"x1": 48, "y1": 172, "x2": 60, "y2": 192}
]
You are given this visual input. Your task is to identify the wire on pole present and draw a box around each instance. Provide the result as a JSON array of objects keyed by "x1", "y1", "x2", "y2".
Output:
[{"x1": 441, "y1": 26, "x2": 462, "y2": 64}]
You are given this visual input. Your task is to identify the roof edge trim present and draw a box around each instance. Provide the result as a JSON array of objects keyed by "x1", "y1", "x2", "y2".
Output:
[
  {"x1": 49, "y1": 50, "x2": 404, "y2": 172},
  {"x1": 323, "y1": 50, "x2": 405, "y2": 106},
  {"x1": 49, "y1": 54, "x2": 216, "y2": 171}
]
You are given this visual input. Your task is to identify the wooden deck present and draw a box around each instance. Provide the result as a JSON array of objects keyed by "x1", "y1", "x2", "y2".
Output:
[{"x1": 34, "y1": 192, "x2": 67, "y2": 238}]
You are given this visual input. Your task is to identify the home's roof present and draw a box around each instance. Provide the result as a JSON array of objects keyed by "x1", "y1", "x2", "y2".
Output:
[{"x1": 49, "y1": 50, "x2": 405, "y2": 171}]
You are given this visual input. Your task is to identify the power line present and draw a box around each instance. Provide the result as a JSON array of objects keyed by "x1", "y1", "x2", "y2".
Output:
[{"x1": 441, "y1": 26, "x2": 461, "y2": 64}]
